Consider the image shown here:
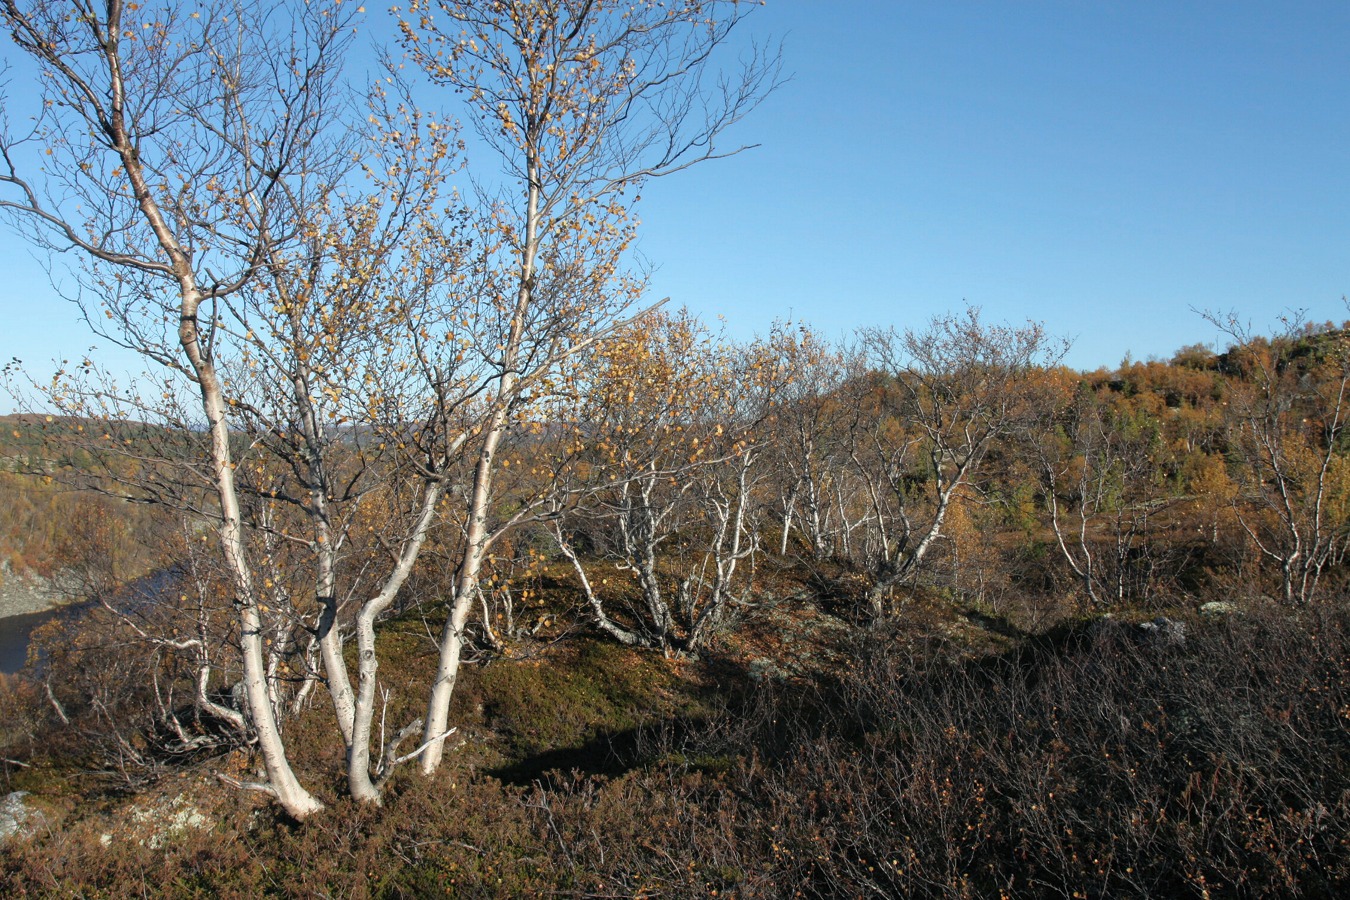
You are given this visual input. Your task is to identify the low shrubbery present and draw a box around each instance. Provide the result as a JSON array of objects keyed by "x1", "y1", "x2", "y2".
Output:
[
  {"x1": 701, "y1": 605, "x2": 1350, "y2": 897},
  {"x1": 2, "y1": 600, "x2": 1346, "y2": 898}
]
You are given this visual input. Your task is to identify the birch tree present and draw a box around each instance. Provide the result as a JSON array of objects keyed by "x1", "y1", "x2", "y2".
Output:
[
  {"x1": 0, "y1": 0, "x2": 385, "y2": 817},
  {"x1": 853, "y1": 309, "x2": 1067, "y2": 617},
  {"x1": 400, "y1": 0, "x2": 779, "y2": 773},
  {"x1": 547, "y1": 310, "x2": 786, "y2": 652},
  {"x1": 1030, "y1": 380, "x2": 1171, "y2": 607},
  {"x1": 1210, "y1": 314, "x2": 1350, "y2": 605},
  {"x1": 0, "y1": 0, "x2": 471, "y2": 814},
  {"x1": 765, "y1": 325, "x2": 852, "y2": 558}
]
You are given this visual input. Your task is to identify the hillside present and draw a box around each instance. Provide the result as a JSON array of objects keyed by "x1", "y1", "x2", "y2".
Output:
[
  {"x1": 2, "y1": 325, "x2": 1349, "y2": 896},
  {"x1": 1, "y1": 586, "x2": 1346, "y2": 897}
]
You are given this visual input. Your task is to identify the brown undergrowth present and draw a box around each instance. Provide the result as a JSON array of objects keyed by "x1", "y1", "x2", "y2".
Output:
[{"x1": 1, "y1": 583, "x2": 1347, "y2": 898}]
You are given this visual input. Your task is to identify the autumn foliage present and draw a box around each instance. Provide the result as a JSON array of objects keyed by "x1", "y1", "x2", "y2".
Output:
[{"x1": 0, "y1": 0, "x2": 1347, "y2": 893}]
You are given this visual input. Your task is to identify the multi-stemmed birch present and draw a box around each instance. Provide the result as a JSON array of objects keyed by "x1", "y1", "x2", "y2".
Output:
[
  {"x1": 1028, "y1": 378, "x2": 1170, "y2": 607},
  {"x1": 1209, "y1": 314, "x2": 1350, "y2": 605},
  {"x1": 765, "y1": 326, "x2": 853, "y2": 559},
  {"x1": 549, "y1": 310, "x2": 727, "y2": 652},
  {"x1": 399, "y1": 0, "x2": 779, "y2": 774},
  {"x1": 1, "y1": 0, "x2": 777, "y2": 806},
  {"x1": 547, "y1": 312, "x2": 786, "y2": 653},
  {"x1": 0, "y1": 0, "x2": 480, "y2": 813},
  {"x1": 0, "y1": 0, "x2": 381, "y2": 817},
  {"x1": 852, "y1": 309, "x2": 1067, "y2": 617},
  {"x1": 217, "y1": 90, "x2": 470, "y2": 804}
]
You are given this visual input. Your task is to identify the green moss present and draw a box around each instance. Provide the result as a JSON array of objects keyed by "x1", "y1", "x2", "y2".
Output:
[{"x1": 476, "y1": 638, "x2": 708, "y2": 768}]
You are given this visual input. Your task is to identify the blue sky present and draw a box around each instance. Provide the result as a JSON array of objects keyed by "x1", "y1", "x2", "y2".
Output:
[
  {"x1": 638, "y1": 1, "x2": 1350, "y2": 368},
  {"x1": 2, "y1": 0, "x2": 1347, "y2": 398}
]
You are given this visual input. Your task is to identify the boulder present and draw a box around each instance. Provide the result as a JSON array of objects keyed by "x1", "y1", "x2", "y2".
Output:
[{"x1": 1136, "y1": 616, "x2": 1186, "y2": 647}]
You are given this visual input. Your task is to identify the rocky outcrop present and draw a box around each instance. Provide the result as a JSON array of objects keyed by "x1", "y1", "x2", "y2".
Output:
[
  {"x1": 0, "y1": 561, "x2": 75, "y2": 618},
  {"x1": 1137, "y1": 615, "x2": 1187, "y2": 647}
]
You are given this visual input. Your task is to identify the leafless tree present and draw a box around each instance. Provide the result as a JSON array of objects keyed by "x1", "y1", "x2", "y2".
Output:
[
  {"x1": 0, "y1": 0, "x2": 488, "y2": 813},
  {"x1": 763, "y1": 325, "x2": 853, "y2": 559},
  {"x1": 1207, "y1": 311, "x2": 1350, "y2": 604},
  {"x1": 1029, "y1": 382, "x2": 1174, "y2": 606},
  {"x1": 548, "y1": 311, "x2": 784, "y2": 652},
  {"x1": 0, "y1": 0, "x2": 396, "y2": 817},
  {"x1": 400, "y1": 0, "x2": 781, "y2": 772},
  {"x1": 852, "y1": 308, "x2": 1068, "y2": 617},
  {"x1": 3, "y1": 0, "x2": 780, "y2": 803},
  {"x1": 548, "y1": 311, "x2": 723, "y2": 651}
]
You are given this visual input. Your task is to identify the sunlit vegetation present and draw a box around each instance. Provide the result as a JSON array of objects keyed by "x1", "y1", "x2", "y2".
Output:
[
  {"x1": 3, "y1": 318, "x2": 1350, "y2": 897},
  {"x1": 0, "y1": 0, "x2": 1346, "y2": 895},
  {"x1": 0, "y1": 417, "x2": 174, "y2": 581}
]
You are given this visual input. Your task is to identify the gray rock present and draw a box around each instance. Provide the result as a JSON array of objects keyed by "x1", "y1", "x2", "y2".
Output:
[
  {"x1": 132, "y1": 794, "x2": 211, "y2": 849},
  {"x1": 747, "y1": 658, "x2": 786, "y2": 682},
  {"x1": 1199, "y1": 601, "x2": 1238, "y2": 618},
  {"x1": 1137, "y1": 616, "x2": 1187, "y2": 647},
  {"x1": 0, "y1": 560, "x2": 79, "y2": 618},
  {"x1": 0, "y1": 791, "x2": 42, "y2": 842},
  {"x1": 100, "y1": 793, "x2": 212, "y2": 849}
]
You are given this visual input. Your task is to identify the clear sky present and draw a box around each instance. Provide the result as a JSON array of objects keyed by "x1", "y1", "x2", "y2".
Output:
[
  {"x1": 637, "y1": 0, "x2": 1350, "y2": 368},
  {"x1": 2, "y1": 0, "x2": 1348, "y2": 399}
]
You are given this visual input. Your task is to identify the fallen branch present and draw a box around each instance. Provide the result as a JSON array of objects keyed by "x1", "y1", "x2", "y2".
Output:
[
  {"x1": 374, "y1": 717, "x2": 428, "y2": 791},
  {"x1": 216, "y1": 772, "x2": 279, "y2": 798},
  {"x1": 393, "y1": 727, "x2": 458, "y2": 770}
]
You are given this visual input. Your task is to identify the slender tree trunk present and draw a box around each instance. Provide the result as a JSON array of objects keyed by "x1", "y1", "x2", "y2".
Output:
[
  {"x1": 293, "y1": 358, "x2": 357, "y2": 747},
  {"x1": 198, "y1": 366, "x2": 321, "y2": 816},
  {"x1": 804, "y1": 464, "x2": 828, "y2": 558},
  {"x1": 555, "y1": 525, "x2": 646, "y2": 647},
  {"x1": 864, "y1": 467, "x2": 961, "y2": 617},
  {"x1": 422, "y1": 162, "x2": 542, "y2": 774},
  {"x1": 418, "y1": 447, "x2": 498, "y2": 774},
  {"x1": 91, "y1": 55, "x2": 326, "y2": 815},
  {"x1": 419, "y1": 328, "x2": 523, "y2": 774},
  {"x1": 1043, "y1": 470, "x2": 1100, "y2": 606},
  {"x1": 779, "y1": 479, "x2": 798, "y2": 556},
  {"x1": 689, "y1": 452, "x2": 753, "y2": 649},
  {"x1": 348, "y1": 481, "x2": 442, "y2": 802}
]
